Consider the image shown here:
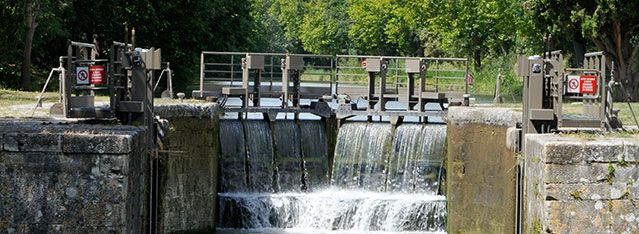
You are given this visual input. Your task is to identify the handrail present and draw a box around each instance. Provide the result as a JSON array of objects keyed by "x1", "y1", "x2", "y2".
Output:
[
  {"x1": 198, "y1": 51, "x2": 469, "y2": 99},
  {"x1": 70, "y1": 41, "x2": 95, "y2": 48}
]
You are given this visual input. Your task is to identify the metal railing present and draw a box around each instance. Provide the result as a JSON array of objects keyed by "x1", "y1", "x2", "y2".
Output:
[
  {"x1": 334, "y1": 55, "x2": 469, "y2": 98},
  {"x1": 198, "y1": 52, "x2": 334, "y2": 97},
  {"x1": 197, "y1": 52, "x2": 468, "y2": 99}
]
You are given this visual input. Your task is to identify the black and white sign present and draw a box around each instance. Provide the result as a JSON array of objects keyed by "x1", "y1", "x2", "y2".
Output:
[{"x1": 76, "y1": 67, "x2": 89, "y2": 85}]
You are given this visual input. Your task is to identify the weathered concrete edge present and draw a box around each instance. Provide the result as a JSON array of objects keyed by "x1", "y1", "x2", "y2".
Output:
[
  {"x1": 447, "y1": 106, "x2": 521, "y2": 127},
  {"x1": 154, "y1": 103, "x2": 220, "y2": 119},
  {"x1": 525, "y1": 134, "x2": 639, "y2": 164},
  {"x1": 0, "y1": 121, "x2": 144, "y2": 154}
]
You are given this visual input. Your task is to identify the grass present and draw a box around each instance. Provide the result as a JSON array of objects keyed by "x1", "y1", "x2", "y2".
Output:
[
  {"x1": 492, "y1": 101, "x2": 639, "y2": 127},
  {"x1": 0, "y1": 89, "x2": 204, "y2": 117}
]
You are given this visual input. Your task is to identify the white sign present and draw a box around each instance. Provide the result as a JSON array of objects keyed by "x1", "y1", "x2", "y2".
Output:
[
  {"x1": 566, "y1": 75, "x2": 597, "y2": 94},
  {"x1": 76, "y1": 66, "x2": 89, "y2": 85},
  {"x1": 567, "y1": 75, "x2": 580, "y2": 93}
]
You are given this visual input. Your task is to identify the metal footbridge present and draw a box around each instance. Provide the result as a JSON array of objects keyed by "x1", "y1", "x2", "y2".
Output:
[{"x1": 194, "y1": 52, "x2": 470, "y2": 122}]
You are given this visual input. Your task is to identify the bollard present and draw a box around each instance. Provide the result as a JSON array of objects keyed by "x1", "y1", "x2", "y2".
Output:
[
  {"x1": 177, "y1": 92, "x2": 185, "y2": 103},
  {"x1": 463, "y1": 94, "x2": 470, "y2": 106}
]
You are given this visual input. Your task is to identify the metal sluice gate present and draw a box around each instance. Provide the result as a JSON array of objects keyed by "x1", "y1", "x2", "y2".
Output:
[
  {"x1": 196, "y1": 52, "x2": 471, "y2": 122},
  {"x1": 518, "y1": 50, "x2": 621, "y2": 134}
]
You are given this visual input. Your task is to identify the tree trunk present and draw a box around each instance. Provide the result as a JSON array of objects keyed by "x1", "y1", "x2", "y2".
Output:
[
  {"x1": 472, "y1": 36, "x2": 481, "y2": 70},
  {"x1": 589, "y1": 20, "x2": 639, "y2": 101},
  {"x1": 473, "y1": 49, "x2": 481, "y2": 70},
  {"x1": 617, "y1": 64, "x2": 637, "y2": 101},
  {"x1": 21, "y1": 0, "x2": 37, "y2": 91},
  {"x1": 572, "y1": 39, "x2": 585, "y2": 67}
]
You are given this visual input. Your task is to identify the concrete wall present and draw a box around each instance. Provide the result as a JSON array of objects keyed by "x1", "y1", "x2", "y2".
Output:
[
  {"x1": 154, "y1": 104, "x2": 220, "y2": 233},
  {"x1": 525, "y1": 134, "x2": 639, "y2": 234},
  {"x1": 446, "y1": 107, "x2": 521, "y2": 233},
  {"x1": 0, "y1": 120, "x2": 147, "y2": 233}
]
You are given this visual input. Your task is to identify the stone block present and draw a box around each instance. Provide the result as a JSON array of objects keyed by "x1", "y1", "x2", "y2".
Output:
[
  {"x1": 448, "y1": 107, "x2": 521, "y2": 127},
  {"x1": 623, "y1": 141, "x2": 639, "y2": 162},
  {"x1": 609, "y1": 200, "x2": 639, "y2": 234},
  {"x1": 62, "y1": 134, "x2": 133, "y2": 154},
  {"x1": 544, "y1": 141, "x2": 584, "y2": 164},
  {"x1": 583, "y1": 140, "x2": 624, "y2": 163},
  {"x1": 2, "y1": 133, "x2": 18, "y2": 151},
  {"x1": 543, "y1": 200, "x2": 611, "y2": 234},
  {"x1": 3, "y1": 132, "x2": 62, "y2": 152},
  {"x1": 154, "y1": 103, "x2": 220, "y2": 118}
]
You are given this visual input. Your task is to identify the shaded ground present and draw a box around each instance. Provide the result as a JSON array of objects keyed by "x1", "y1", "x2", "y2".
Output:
[{"x1": 0, "y1": 89, "x2": 202, "y2": 118}]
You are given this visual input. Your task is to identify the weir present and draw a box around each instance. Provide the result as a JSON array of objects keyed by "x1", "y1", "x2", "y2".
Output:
[{"x1": 217, "y1": 120, "x2": 447, "y2": 233}]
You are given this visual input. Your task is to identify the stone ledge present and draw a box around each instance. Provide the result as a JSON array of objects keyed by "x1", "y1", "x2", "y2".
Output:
[
  {"x1": 3, "y1": 132, "x2": 62, "y2": 152},
  {"x1": 0, "y1": 120, "x2": 143, "y2": 154},
  {"x1": 544, "y1": 183, "x2": 632, "y2": 200},
  {"x1": 447, "y1": 107, "x2": 521, "y2": 126},
  {"x1": 154, "y1": 103, "x2": 220, "y2": 118},
  {"x1": 526, "y1": 134, "x2": 639, "y2": 164},
  {"x1": 61, "y1": 134, "x2": 134, "y2": 154},
  {"x1": 542, "y1": 163, "x2": 639, "y2": 184}
]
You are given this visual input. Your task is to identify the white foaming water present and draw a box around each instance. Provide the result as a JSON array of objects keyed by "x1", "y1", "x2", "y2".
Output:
[
  {"x1": 218, "y1": 188, "x2": 446, "y2": 232},
  {"x1": 217, "y1": 122, "x2": 448, "y2": 233}
]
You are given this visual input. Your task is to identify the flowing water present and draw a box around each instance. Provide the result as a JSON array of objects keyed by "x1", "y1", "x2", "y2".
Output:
[{"x1": 217, "y1": 120, "x2": 447, "y2": 233}]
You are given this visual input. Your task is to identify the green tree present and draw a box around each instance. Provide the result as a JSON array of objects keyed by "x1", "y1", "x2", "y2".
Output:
[
  {"x1": 529, "y1": 0, "x2": 639, "y2": 100},
  {"x1": 574, "y1": 0, "x2": 639, "y2": 100},
  {"x1": 298, "y1": 0, "x2": 351, "y2": 55},
  {"x1": 348, "y1": 0, "x2": 395, "y2": 55},
  {"x1": 0, "y1": 0, "x2": 25, "y2": 88},
  {"x1": 427, "y1": 0, "x2": 522, "y2": 69},
  {"x1": 269, "y1": 0, "x2": 308, "y2": 53}
]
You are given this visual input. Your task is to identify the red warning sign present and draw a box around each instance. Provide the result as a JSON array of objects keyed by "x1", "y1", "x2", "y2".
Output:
[
  {"x1": 579, "y1": 76, "x2": 596, "y2": 94},
  {"x1": 89, "y1": 66, "x2": 105, "y2": 84},
  {"x1": 566, "y1": 75, "x2": 596, "y2": 94}
]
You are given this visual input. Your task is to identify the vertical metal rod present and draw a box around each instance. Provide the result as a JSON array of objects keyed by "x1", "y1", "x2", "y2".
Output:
[
  {"x1": 395, "y1": 58, "x2": 399, "y2": 92},
  {"x1": 435, "y1": 59, "x2": 439, "y2": 92},
  {"x1": 270, "y1": 56, "x2": 273, "y2": 93},
  {"x1": 335, "y1": 57, "x2": 340, "y2": 94},
  {"x1": 330, "y1": 57, "x2": 334, "y2": 95},
  {"x1": 199, "y1": 52, "x2": 204, "y2": 98},
  {"x1": 230, "y1": 55, "x2": 234, "y2": 86},
  {"x1": 465, "y1": 59, "x2": 469, "y2": 94}
]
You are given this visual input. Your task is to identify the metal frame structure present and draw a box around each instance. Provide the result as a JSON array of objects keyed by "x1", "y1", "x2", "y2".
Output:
[
  {"x1": 62, "y1": 41, "x2": 111, "y2": 118},
  {"x1": 197, "y1": 51, "x2": 334, "y2": 99},
  {"x1": 197, "y1": 51, "x2": 469, "y2": 121},
  {"x1": 334, "y1": 55, "x2": 469, "y2": 101},
  {"x1": 518, "y1": 50, "x2": 611, "y2": 134},
  {"x1": 56, "y1": 40, "x2": 162, "y2": 143}
]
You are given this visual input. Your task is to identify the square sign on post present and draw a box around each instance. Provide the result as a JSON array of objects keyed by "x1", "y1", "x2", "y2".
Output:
[
  {"x1": 76, "y1": 66, "x2": 89, "y2": 85},
  {"x1": 566, "y1": 75, "x2": 597, "y2": 94},
  {"x1": 566, "y1": 75, "x2": 580, "y2": 93}
]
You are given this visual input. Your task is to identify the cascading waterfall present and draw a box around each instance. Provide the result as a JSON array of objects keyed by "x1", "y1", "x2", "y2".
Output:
[{"x1": 217, "y1": 120, "x2": 447, "y2": 233}]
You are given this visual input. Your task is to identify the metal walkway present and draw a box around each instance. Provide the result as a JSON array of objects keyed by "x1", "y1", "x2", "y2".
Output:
[{"x1": 195, "y1": 52, "x2": 469, "y2": 120}]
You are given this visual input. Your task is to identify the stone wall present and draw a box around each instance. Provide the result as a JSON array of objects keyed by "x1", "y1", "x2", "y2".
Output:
[
  {"x1": 446, "y1": 107, "x2": 521, "y2": 233},
  {"x1": 154, "y1": 104, "x2": 220, "y2": 233},
  {"x1": 525, "y1": 133, "x2": 639, "y2": 234},
  {"x1": 0, "y1": 120, "x2": 147, "y2": 233}
]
